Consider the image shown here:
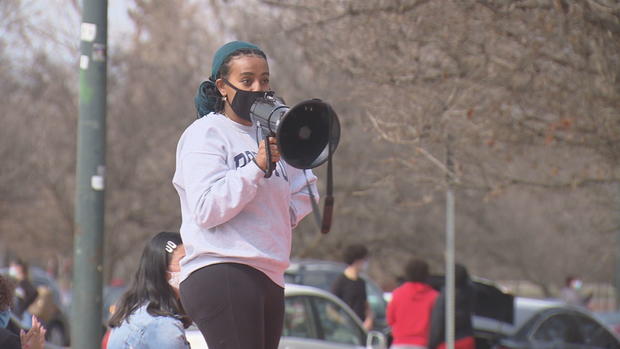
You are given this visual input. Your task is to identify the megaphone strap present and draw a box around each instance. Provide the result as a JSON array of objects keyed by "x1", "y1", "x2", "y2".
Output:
[
  {"x1": 320, "y1": 138, "x2": 334, "y2": 234},
  {"x1": 303, "y1": 125, "x2": 335, "y2": 234},
  {"x1": 304, "y1": 171, "x2": 322, "y2": 230}
]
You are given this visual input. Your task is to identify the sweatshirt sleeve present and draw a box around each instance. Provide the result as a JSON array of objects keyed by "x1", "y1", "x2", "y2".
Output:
[
  {"x1": 180, "y1": 126, "x2": 265, "y2": 229},
  {"x1": 288, "y1": 168, "x2": 318, "y2": 228}
]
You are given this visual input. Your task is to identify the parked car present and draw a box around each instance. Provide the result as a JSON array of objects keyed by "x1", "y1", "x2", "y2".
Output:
[
  {"x1": 185, "y1": 283, "x2": 387, "y2": 349},
  {"x1": 475, "y1": 297, "x2": 620, "y2": 349},
  {"x1": 283, "y1": 259, "x2": 389, "y2": 331},
  {"x1": 0, "y1": 266, "x2": 70, "y2": 346}
]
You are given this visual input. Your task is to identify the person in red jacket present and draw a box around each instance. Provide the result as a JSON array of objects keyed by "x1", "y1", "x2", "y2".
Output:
[{"x1": 387, "y1": 258, "x2": 438, "y2": 349}]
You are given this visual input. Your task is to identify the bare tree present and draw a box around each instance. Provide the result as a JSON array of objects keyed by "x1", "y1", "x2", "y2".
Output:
[
  {"x1": 2, "y1": 0, "x2": 618, "y2": 294},
  {"x1": 0, "y1": 1, "x2": 78, "y2": 266},
  {"x1": 251, "y1": 0, "x2": 620, "y2": 287}
]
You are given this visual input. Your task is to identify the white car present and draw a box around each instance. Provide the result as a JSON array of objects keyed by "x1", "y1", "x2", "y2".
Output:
[
  {"x1": 185, "y1": 283, "x2": 387, "y2": 349},
  {"x1": 284, "y1": 259, "x2": 389, "y2": 332}
]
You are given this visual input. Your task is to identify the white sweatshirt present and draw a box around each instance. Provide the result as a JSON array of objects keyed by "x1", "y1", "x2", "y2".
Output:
[{"x1": 172, "y1": 112, "x2": 318, "y2": 287}]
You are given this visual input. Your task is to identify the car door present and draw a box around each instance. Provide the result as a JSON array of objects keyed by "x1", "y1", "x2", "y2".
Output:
[{"x1": 280, "y1": 294, "x2": 367, "y2": 349}]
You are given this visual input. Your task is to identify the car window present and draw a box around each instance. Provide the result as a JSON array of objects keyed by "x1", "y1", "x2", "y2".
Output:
[
  {"x1": 302, "y1": 270, "x2": 341, "y2": 291},
  {"x1": 533, "y1": 313, "x2": 585, "y2": 344},
  {"x1": 311, "y1": 295, "x2": 365, "y2": 346},
  {"x1": 576, "y1": 314, "x2": 620, "y2": 349},
  {"x1": 283, "y1": 296, "x2": 316, "y2": 339}
]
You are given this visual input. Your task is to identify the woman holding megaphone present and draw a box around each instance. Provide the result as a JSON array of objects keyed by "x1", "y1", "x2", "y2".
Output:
[{"x1": 172, "y1": 41, "x2": 319, "y2": 349}]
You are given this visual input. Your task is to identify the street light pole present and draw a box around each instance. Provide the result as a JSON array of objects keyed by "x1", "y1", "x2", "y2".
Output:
[
  {"x1": 72, "y1": 0, "x2": 108, "y2": 348},
  {"x1": 445, "y1": 134, "x2": 455, "y2": 349}
]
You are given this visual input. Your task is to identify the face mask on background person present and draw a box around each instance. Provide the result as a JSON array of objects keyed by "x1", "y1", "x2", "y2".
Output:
[
  {"x1": 168, "y1": 271, "x2": 182, "y2": 290},
  {"x1": 223, "y1": 79, "x2": 270, "y2": 122},
  {"x1": 572, "y1": 279, "x2": 583, "y2": 290}
]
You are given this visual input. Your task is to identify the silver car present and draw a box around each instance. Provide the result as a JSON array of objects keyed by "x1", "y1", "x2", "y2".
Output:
[
  {"x1": 284, "y1": 259, "x2": 389, "y2": 332},
  {"x1": 185, "y1": 283, "x2": 387, "y2": 349}
]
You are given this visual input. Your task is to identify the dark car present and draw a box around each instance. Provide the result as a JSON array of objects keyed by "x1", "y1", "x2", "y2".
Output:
[
  {"x1": 284, "y1": 259, "x2": 389, "y2": 332},
  {"x1": 475, "y1": 297, "x2": 620, "y2": 349}
]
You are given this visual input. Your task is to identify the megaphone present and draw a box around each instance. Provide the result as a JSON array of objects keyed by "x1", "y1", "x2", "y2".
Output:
[
  {"x1": 250, "y1": 93, "x2": 340, "y2": 234},
  {"x1": 250, "y1": 93, "x2": 340, "y2": 172}
]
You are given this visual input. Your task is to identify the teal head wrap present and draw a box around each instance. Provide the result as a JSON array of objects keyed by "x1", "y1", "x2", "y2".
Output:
[
  {"x1": 194, "y1": 41, "x2": 263, "y2": 118},
  {"x1": 210, "y1": 40, "x2": 262, "y2": 80}
]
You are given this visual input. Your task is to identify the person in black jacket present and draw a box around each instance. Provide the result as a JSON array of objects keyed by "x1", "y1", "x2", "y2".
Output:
[
  {"x1": 331, "y1": 244, "x2": 374, "y2": 330},
  {"x1": 428, "y1": 263, "x2": 476, "y2": 349}
]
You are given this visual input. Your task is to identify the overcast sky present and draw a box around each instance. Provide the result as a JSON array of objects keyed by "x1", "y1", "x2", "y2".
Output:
[
  {"x1": 14, "y1": 0, "x2": 135, "y2": 62},
  {"x1": 107, "y1": 0, "x2": 133, "y2": 41}
]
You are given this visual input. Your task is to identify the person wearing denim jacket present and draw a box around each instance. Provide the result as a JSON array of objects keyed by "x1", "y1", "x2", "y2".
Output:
[
  {"x1": 107, "y1": 232, "x2": 190, "y2": 349},
  {"x1": 107, "y1": 304, "x2": 188, "y2": 348}
]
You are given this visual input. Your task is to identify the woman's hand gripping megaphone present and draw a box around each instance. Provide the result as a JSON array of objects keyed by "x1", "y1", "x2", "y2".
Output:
[{"x1": 254, "y1": 135, "x2": 280, "y2": 177}]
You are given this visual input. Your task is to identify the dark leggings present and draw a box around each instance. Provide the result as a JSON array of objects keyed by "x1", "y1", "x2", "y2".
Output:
[{"x1": 180, "y1": 263, "x2": 285, "y2": 349}]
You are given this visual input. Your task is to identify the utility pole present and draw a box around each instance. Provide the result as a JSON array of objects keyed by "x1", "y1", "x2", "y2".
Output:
[
  {"x1": 72, "y1": 1, "x2": 107, "y2": 348},
  {"x1": 615, "y1": 183, "x2": 620, "y2": 309},
  {"x1": 445, "y1": 134, "x2": 455, "y2": 349}
]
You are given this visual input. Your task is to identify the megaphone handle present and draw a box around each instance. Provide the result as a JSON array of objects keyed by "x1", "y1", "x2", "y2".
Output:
[{"x1": 264, "y1": 133, "x2": 275, "y2": 178}]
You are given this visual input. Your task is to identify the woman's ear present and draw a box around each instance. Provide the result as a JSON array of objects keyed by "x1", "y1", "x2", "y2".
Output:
[{"x1": 215, "y1": 78, "x2": 227, "y2": 97}]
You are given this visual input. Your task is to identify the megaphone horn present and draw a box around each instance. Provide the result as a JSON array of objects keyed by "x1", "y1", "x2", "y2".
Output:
[{"x1": 250, "y1": 95, "x2": 341, "y2": 170}]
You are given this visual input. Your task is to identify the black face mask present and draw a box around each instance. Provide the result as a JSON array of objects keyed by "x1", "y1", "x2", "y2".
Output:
[{"x1": 223, "y1": 79, "x2": 271, "y2": 122}]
